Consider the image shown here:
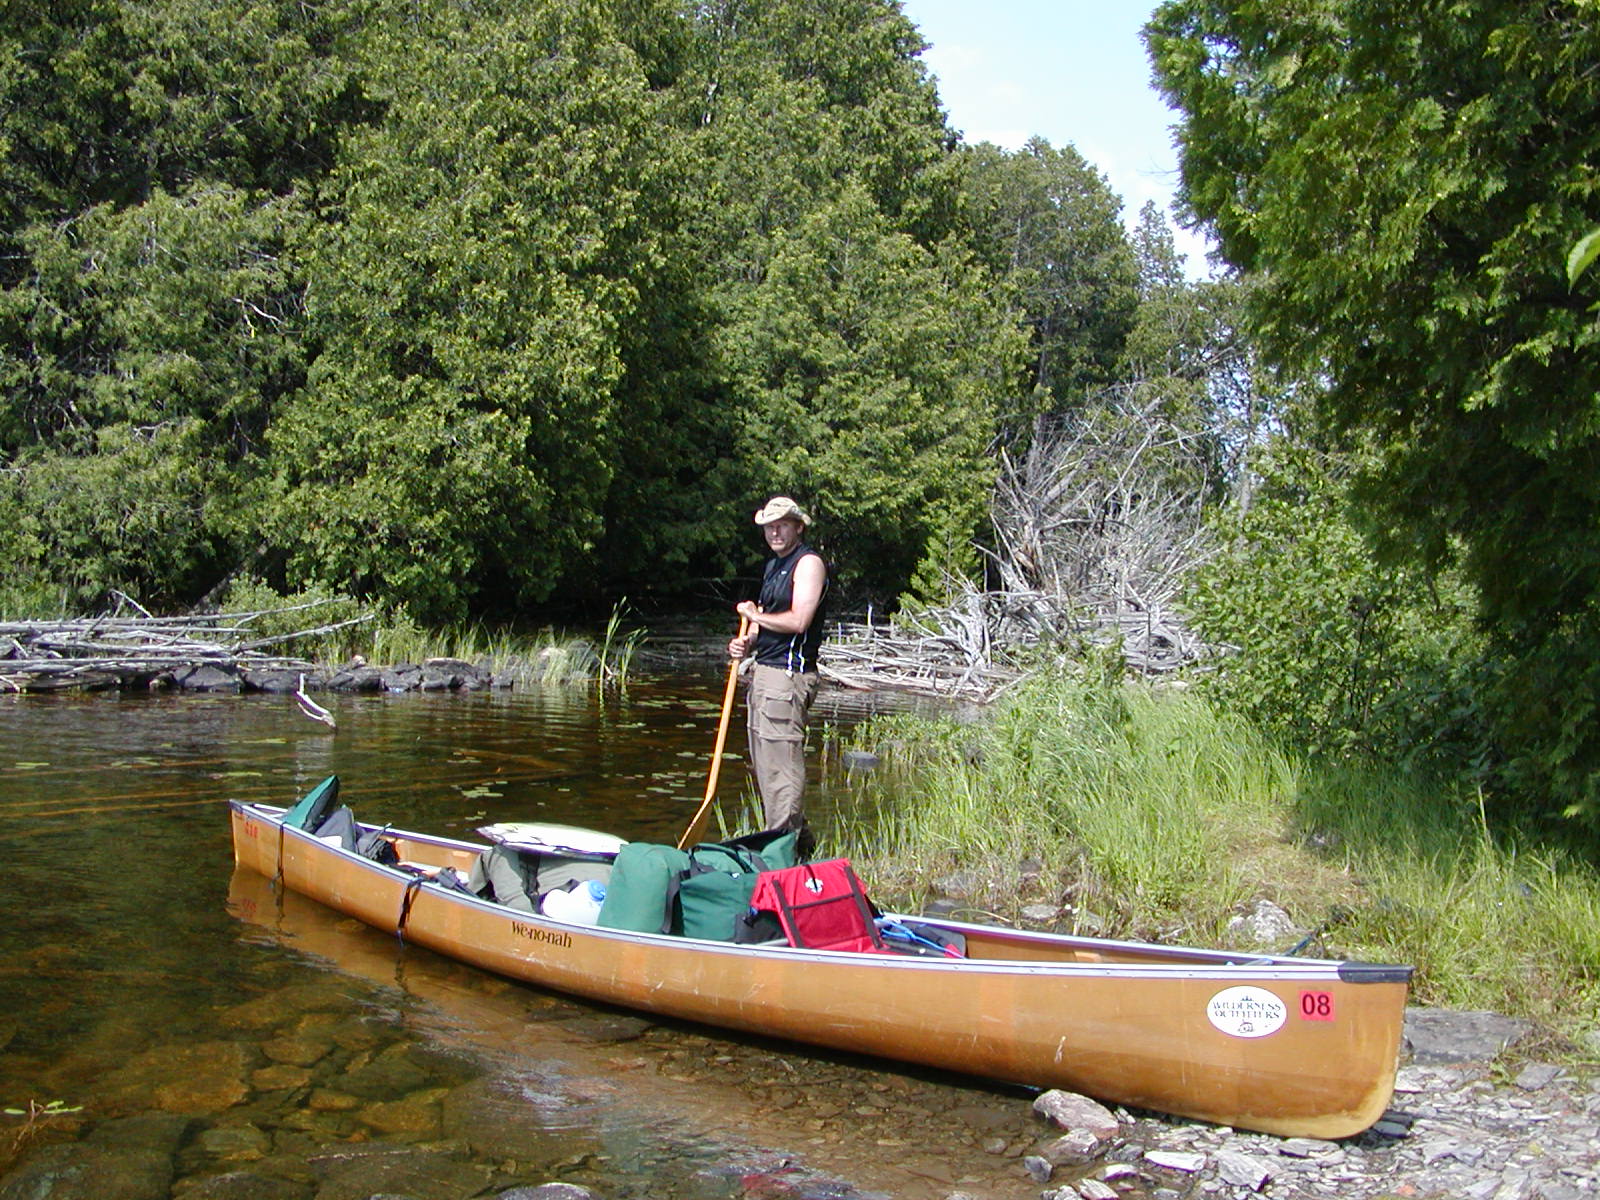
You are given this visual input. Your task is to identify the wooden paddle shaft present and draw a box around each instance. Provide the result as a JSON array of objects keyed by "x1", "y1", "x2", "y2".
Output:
[{"x1": 677, "y1": 615, "x2": 750, "y2": 850}]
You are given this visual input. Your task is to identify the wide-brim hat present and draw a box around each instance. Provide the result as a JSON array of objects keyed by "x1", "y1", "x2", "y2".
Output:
[{"x1": 754, "y1": 496, "x2": 811, "y2": 526}]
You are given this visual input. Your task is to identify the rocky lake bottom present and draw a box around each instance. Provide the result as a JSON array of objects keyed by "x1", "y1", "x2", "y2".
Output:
[{"x1": 4, "y1": 943, "x2": 1595, "y2": 1200}]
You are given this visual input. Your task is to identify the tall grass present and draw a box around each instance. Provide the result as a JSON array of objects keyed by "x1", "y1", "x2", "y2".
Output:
[
  {"x1": 362, "y1": 618, "x2": 603, "y2": 686},
  {"x1": 831, "y1": 671, "x2": 1298, "y2": 940},
  {"x1": 217, "y1": 576, "x2": 643, "y2": 687},
  {"x1": 828, "y1": 667, "x2": 1600, "y2": 1052},
  {"x1": 1292, "y1": 764, "x2": 1600, "y2": 1048},
  {"x1": 358, "y1": 605, "x2": 642, "y2": 688}
]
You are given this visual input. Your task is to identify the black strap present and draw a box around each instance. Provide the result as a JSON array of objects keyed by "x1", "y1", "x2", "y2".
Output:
[
  {"x1": 396, "y1": 876, "x2": 426, "y2": 943},
  {"x1": 273, "y1": 819, "x2": 287, "y2": 891}
]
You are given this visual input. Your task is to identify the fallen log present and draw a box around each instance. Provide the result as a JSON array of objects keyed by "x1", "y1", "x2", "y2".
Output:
[{"x1": 0, "y1": 600, "x2": 370, "y2": 694}]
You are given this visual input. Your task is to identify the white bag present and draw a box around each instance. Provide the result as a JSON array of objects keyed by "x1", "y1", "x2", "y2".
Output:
[{"x1": 540, "y1": 878, "x2": 607, "y2": 925}]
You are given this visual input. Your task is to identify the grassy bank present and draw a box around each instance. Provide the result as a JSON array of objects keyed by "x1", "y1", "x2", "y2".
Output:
[
  {"x1": 827, "y1": 669, "x2": 1600, "y2": 1054},
  {"x1": 216, "y1": 580, "x2": 643, "y2": 685},
  {"x1": 356, "y1": 605, "x2": 643, "y2": 688}
]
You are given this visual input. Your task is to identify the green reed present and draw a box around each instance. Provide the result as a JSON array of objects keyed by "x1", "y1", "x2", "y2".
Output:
[
  {"x1": 1291, "y1": 764, "x2": 1600, "y2": 1050},
  {"x1": 594, "y1": 601, "x2": 644, "y2": 688},
  {"x1": 828, "y1": 670, "x2": 1290, "y2": 940},
  {"x1": 300, "y1": 601, "x2": 640, "y2": 688}
]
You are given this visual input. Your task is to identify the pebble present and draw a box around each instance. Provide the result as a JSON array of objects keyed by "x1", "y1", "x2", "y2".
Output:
[
  {"x1": 1040, "y1": 1128, "x2": 1104, "y2": 1166},
  {"x1": 1072, "y1": 1055, "x2": 1600, "y2": 1200},
  {"x1": 1146, "y1": 1150, "x2": 1207, "y2": 1172},
  {"x1": 1515, "y1": 1063, "x2": 1562, "y2": 1091},
  {"x1": 1033, "y1": 1090, "x2": 1121, "y2": 1139},
  {"x1": 1214, "y1": 1148, "x2": 1271, "y2": 1191}
]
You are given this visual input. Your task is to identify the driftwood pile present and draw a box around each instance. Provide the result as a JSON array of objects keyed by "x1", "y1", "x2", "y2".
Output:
[
  {"x1": 0, "y1": 597, "x2": 370, "y2": 694},
  {"x1": 824, "y1": 403, "x2": 1215, "y2": 702},
  {"x1": 822, "y1": 590, "x2": 1201, "y2": 703}
]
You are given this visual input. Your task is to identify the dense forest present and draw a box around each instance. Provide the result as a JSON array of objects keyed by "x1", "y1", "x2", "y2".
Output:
[
  {"x1": 3, "y1": 0, "x2": 1598, "y2": 835},
  {"x1": 0, "y1": 0, "x2": 1163, "y2": 619}
]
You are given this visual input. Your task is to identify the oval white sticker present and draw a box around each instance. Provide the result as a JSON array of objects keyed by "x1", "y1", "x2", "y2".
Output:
[{"x1": 1206, "y1": 986, "x2": 1288, "y2": 1038}]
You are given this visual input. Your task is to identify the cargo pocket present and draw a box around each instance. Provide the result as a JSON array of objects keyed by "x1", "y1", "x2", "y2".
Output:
[{"x1": 754, "y1": 691, "x2": 802, "y2": 741}]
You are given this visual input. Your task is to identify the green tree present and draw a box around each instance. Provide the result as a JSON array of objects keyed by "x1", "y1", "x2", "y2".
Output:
[
  {"x1": 681, "y1": 0, "x2": 950, "y2": 259},
  {"x1": 476, "y1": 0, "x2": 977, "y2": 602},
  {"x1": 1148, "y1": 0, "x2": 1600, "y2": 823},
  {"x1": 0, "y1": 0, "x2": 366, "y2": 607},
  {"x1": 0, "y1": 0, "x2": 362, "y2": 240},
  {"x1": 265, "y1": 0, "x2": 664, "y2": 621},
  {"x1": 0, "y1": 0, "x2": 1042, "y2": 619},
  {"x1": 1188, "y1": 440, "x2": 1483, "y2": 768},
  {"x1": 0, "y1": 183, "x2": 308, "y2": 606},
  {"x1": 624, "y1": 0, "x2": 993, "y2": 598},
  {"x1": 715, "y1": 185, "x2": 1024, "y2": 596},
  {"x1": 1119, "y1": 210, "x2": 1283, "y2": 503},
  {"x1": 956, "y1": 138, "x2": 1138, "y2": 428}
]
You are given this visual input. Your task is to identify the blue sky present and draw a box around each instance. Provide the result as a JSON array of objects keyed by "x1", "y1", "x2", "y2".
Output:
[{"x1": 897, "y1": 1, "x2": 1212, "y2": 272}]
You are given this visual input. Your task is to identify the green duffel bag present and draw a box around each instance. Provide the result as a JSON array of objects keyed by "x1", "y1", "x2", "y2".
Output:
[
  {"x1": 595, "y1": 842, "x2": 690, "y2": 934},
  {"x1": 717, "y1": 827, "x2": 802, "y2": 871},
  {"x1": 670, "y1": 831, "x2": 801, "y2": 941}
]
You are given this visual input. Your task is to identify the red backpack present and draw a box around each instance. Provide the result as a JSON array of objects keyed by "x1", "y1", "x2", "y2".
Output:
[{"x1": 748, "y1": 859, "x2": 888, "y2": 954}]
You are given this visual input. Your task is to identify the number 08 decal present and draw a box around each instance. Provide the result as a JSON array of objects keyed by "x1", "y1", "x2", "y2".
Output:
[{"x1": 1299, "y1": 990, "x2": 1336, "y2": 1021}]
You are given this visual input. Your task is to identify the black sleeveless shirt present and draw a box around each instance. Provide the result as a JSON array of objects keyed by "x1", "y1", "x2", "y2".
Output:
[{"x1": 753, "y1": 542, "x2": 827, "y2": 672}]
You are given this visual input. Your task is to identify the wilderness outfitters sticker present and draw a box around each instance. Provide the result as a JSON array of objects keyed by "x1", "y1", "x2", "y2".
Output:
[{"x1": 1206, "y1": 987, "x2": 1288, "y2": 1038}]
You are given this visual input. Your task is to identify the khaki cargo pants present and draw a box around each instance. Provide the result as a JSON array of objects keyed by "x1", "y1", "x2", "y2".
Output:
[{"x1": 745, "y1": 663, "x2": 820, "y2": 832}]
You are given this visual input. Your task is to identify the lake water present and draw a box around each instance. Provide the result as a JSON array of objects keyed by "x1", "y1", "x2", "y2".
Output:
[{"x1": 0, "y1": 677, "x2": 1039, "y2": 1200}]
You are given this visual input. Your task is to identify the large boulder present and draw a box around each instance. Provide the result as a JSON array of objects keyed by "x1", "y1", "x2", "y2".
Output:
[
  {"x1": 380, "y1": 664, "x2": 423, "y2": 691},
  {"x1": 304, "y1": 1143, "x2": 494, "y2": 1200},
  {"x1": 0, "y1": 1114, "x2": 191, "y2": 1200},
  {"x1": 239, "y1": 669, "x2": 310, "y2": 694},
  {"x1": 421, "y1": 657, "x2": 493, "y2": 690},
  {"x1": 100, "y1": 1042, "x2": 254, "y2": 1116},
  {"x1": 172, "y1": 664, "x2": 241, "y2": 692},
  {"x1": 326, "y1": 665, "x2": 383, "y2": 692}
]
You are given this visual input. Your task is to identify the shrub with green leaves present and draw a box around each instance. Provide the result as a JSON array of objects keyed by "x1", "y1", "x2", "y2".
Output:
[{"x1": 1185, "y1": 440, "x2": 1487, "y2": 775}]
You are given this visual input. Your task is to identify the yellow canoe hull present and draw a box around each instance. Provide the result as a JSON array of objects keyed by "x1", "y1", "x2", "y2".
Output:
[{"x1": 230, "y1": 801, "x2": 1409, "y2": 1138}]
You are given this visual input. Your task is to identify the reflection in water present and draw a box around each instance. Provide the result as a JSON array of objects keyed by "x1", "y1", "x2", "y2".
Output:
[
  {"x1": 0, "y1": 678, "x2": 968, "y2": 1199},
  {"x1": 223, "y1": 867, "x2": 833, "y2": 1195}
]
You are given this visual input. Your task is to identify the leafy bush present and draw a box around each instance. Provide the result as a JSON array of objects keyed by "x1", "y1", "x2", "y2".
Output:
[{"x1": 1185, "y1": 440, "x2": 1488, "y2": 775}]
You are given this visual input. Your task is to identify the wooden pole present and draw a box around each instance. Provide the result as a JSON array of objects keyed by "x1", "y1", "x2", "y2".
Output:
[{"x1": 677, "y1": 616, "x2": 749, "y2": 850}]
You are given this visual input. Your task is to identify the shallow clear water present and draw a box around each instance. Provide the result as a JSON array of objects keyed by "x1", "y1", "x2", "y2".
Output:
[{"x1": 0, "y1": 677, "x2": 1028, "y2": 1199}]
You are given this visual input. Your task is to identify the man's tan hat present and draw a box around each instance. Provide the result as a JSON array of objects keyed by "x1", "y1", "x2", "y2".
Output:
[{"x1": 754, "y1": 496, "x2": 811, "y2": 526}]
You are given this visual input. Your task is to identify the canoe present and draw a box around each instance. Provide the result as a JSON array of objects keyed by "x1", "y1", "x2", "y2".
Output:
[{"x1": 228, "y1": 795, "x2": 1412, "y2": 1138}]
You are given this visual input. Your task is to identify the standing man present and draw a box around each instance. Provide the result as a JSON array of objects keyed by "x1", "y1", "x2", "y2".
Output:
[{"x1": 728, "y1": 496, "x2": 829, "y2": 833}]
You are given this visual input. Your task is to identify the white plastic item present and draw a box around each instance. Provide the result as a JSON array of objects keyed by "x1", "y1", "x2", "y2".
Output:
[{"x1": 539, "y1": 878, "x2": 607, "y2": 925}]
